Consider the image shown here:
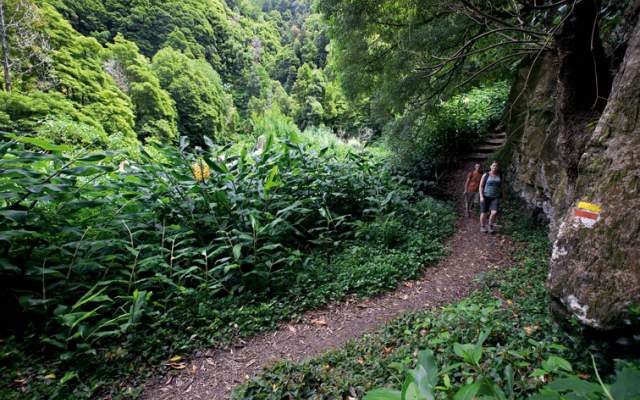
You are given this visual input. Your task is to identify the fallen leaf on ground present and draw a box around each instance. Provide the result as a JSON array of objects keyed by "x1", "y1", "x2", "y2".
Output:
[
  {"x1": 310, "y1": 317, "x2": 327, "y2": 326},
  {"x1": 169, "y1": 355, "x2": 182, "y2": 362},
  {"x1": 44, "y1": 374, "x2": 56, "y2": 380}
]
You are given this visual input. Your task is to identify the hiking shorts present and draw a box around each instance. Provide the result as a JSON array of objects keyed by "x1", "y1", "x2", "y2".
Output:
[
  {"x1": 480, "y1": 196, "x2": 499, "y2": 213},
  {"x1": 464, "y1": 192, "x2": 479, "y2": 205}
]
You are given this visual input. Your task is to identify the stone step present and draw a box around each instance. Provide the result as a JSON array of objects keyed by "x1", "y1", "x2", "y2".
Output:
[
  {"x1": 484, "y1": 138, "x2": 505, "y2": 145},
  {"x1": 476, "y1": 144, "x2": 503, "y2": 152},
  {"x1": 465, "y1": 153, "x2": 489, "y2": 160},
  {"x1": 487, "y1": 132, "x2": 507, "y2": 140}
]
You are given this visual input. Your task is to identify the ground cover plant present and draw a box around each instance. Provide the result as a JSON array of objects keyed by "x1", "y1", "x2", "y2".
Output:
[
  {"x1": 233, "y1": 204, "x2": 638, "y2": 399},
  {"x1": 0, "y1": 132, "x2": 455, "y2": 399}
]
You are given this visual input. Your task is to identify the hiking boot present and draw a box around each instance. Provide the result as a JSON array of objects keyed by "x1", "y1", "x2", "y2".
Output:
[
  {"x1": 480, "y1": 225, "x2": 487, "y2": 233},
  {"x1": 488, "y1": 225, "x2": 495, "y2": 234}
]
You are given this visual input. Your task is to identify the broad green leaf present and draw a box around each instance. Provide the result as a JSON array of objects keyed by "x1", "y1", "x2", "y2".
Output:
[
  {"x1": 363, "y1": 389, "x2": 401, "y2": 400},
  {"x1": 504, "y1": 364, "x2": 515, "y2": 400},
  {"x1": 77, "y1": 153, "x2": 107, "y2": 162},
  {"x1": 72, "y1": 286, "x2": 112, "y2": 310},
  {"x1": 0, "y1": 210, "x2": 27, "y2": 224},
  {"x1": 232, "y1": 244, "x2": 242, "y2": 260},
  {"x1": 417, "y1": 349, "x2": 439, "y2": 388},
  {"x1": 402, "y1": 379, "x2": 424, "y2": 400},
  {"x1": 454, "y1": 382, "x2": 481, "y2": 400},
  {"x1": 610, "y1": 365, "x2": 640, "y2": 399},
  {"x1": 127, "y1": 289, "x2": 150, "y2": 326},
  {"x1": 204, "y1": 156, "x2": 228, "y2": 174},
  {"x1": 223, "y1": 263, "x2": 239, "y2": 274},
  {"x1": 5, "y1": 134, "x2": 73, "y2": 152},
  {"x1": 547, "y1": 377, "x2": 602, "y2": 395},
  {"x1": 60, "y1": 371, "x2": 79, "y2": 384},
  {"x1": 542, "y1": 356, "x2": 573, "y2": 373},
  {"x1": 62, "y1": 165, "x2": 111, "y2": 176},
  {"x1": 0, "y1": 258, "x2": 20, "y2": 274}
]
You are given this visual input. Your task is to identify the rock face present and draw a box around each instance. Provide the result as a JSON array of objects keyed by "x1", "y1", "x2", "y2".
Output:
[{"x1": 504, "y1": 1, "x2": 640, "y2": 330}]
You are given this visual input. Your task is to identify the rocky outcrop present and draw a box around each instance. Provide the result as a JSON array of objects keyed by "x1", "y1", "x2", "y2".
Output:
[{"x1": 504, "y1": 1, "x2": 640, "y2": 331}]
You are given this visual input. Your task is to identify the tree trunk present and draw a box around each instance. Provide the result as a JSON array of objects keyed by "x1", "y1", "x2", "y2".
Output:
[{"x1": 0, "y1": 0, "x2": 12, "y2": 93}]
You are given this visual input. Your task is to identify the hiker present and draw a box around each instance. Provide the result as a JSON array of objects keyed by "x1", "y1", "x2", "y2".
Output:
[
  {"x1": 479, "y1": 160, "x2": 503, "y2": 233},
  {"x1": 463, "y1": 163, "x2": 483, "y2": 217}
]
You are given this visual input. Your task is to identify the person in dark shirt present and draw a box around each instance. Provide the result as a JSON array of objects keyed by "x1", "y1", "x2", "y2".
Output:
[{"x1": 463, "y1": 163, "x2": 483, "y2": 217}]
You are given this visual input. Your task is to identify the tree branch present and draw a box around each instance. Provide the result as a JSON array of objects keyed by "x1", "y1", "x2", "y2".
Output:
[{"x1": 452, "y1": 50, "x2": 534, "y2": 91}]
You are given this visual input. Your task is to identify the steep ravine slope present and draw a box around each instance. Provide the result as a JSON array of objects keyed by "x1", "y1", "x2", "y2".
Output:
[{"x1": 502, "y1": 0, "x2": 640, "y2": 332}]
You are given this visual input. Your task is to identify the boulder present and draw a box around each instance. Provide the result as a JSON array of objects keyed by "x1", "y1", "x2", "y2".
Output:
[
  {"x1": 504, "y1": 1, "x2": 640, "y2": 330},
  {"x1": 548, "y1": 14, "x2": 640, "y2": 330}
]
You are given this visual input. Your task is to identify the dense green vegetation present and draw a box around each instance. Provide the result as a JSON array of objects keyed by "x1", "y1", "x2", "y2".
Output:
[
  {"x1": 0, "y1": 2, "x2": 140, "y2": 150},
  {"x1": 234, "y1": 205, "x2": 636, "y2": 399},
  {"x1": 0, "y1": 131, "x2": 457, "y2": 398},
  {"x1": 0, "y1": 0, "x2": 353, "y2": 152},
  {"x1": 2, "y1": 0, "x2": 636, "y2": 399},
  {"x1": 3, "y1": 2, "x2": 501, "y2": 396},
  {"x1": 385, "y1": 83, "x2": 509, "y2": 188}
]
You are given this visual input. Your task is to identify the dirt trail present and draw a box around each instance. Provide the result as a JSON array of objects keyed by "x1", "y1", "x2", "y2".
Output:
[{"x1": 142, "y1": 161, "x2": 514, "y2": 400}]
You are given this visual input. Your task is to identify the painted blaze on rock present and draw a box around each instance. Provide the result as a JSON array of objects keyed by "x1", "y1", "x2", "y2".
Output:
[{"x1": 574, "y1": 201, "x2": 601, "y2": 228}]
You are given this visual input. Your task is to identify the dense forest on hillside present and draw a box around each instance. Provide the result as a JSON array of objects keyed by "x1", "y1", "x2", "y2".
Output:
[{"x1": 1, "y1": 0, "x2": 638, "y2": 398}]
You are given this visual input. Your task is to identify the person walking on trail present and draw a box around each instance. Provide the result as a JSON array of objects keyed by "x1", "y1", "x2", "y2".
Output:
[
  {"x1": 463, "y1": 163, "x2": 483, "y2": 217},
  {"x1": 479, "y1": 160, "x2": 503, "y2": 233}
]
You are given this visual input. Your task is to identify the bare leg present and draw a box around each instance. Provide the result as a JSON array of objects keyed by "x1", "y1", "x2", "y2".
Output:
[
  {"x1": 489, "y1": 211, "x2": 497, "y2": 232},
  {"x1": 464, "y1": 194, "x2": 470, "y2": 217},
  {"x1": 480, "y1": 212, "x2": 487, "y2": 232}
]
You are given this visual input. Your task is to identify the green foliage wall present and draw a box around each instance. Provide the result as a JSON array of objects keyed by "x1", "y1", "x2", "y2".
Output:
[
  {"x1": 49, "y1": 0, "x2": 344, "y2": 135},
  {"x1": 104, "y1": 35, "x2": 178, "y2": 143},
  {"x1": 0, "y1": 2, "x2": 139, "y2": 150},
  {"x1": 52, "y1": 0, "x2": 254, "y2": 93},
  {"x1": 151, "y1": 48, "x2": 237, "y2": 146}
]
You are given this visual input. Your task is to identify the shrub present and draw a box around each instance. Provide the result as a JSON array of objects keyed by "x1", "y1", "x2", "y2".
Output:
[{"x1": 0, "y1": 132, "x2": 454, "y2": 398}]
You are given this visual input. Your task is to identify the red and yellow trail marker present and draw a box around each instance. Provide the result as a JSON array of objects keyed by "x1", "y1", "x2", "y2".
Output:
[{"x1": 575, "y1": 201, "x2": 602, "y2": 227}]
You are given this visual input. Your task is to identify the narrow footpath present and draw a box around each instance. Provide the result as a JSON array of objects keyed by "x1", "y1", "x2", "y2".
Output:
[{"x1": 142, "y1": 158, "x2": 515, "y2": 400}]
